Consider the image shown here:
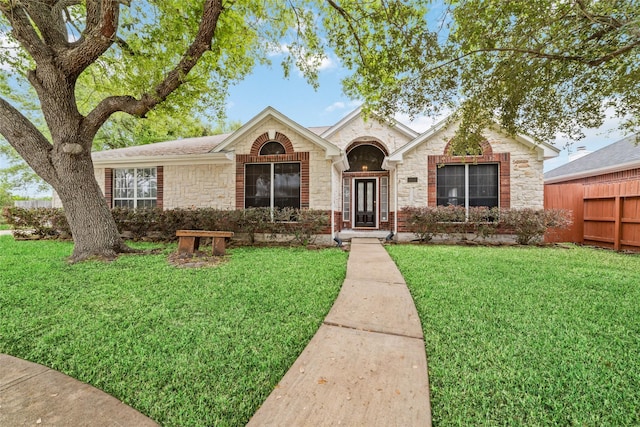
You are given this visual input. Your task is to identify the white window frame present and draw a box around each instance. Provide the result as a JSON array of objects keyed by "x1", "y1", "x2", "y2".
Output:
[{"x1": 113, "y1": 167, "x2": 157, "y2": 209}]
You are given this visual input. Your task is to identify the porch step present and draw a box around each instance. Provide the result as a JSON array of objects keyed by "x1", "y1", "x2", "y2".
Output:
[{"x1": 336, "y1": 230, "x2": 393, "y2": 242}]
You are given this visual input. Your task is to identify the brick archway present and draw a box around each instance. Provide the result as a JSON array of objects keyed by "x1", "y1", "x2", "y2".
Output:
[
  {"x1": 345, "y1": 140, "x2": 389, "y2": 156},
  {"x1": 250, "y1": 132, "x2": 295, "y2": 156}
]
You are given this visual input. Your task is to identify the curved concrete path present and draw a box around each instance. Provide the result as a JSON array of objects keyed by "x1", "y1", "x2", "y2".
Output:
[
  {"x1": 0, "y1": 354, "x2": 158, "y2": 426},
  {"x1": 248, "y1": 238, "x2": 432, "y2": 426},
  {"x1": 1, "y1": 237, "x2": 431, "y2": 426}
]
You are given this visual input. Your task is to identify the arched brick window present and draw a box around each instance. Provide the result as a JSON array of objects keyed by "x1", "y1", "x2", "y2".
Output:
[{"x1": 237, "y1": 132, "x2": 309, "y2": 209}]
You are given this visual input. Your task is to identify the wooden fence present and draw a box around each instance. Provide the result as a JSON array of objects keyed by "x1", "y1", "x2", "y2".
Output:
[{"x1": 544, "y1": 181, "x2": 640, "y2": 251}]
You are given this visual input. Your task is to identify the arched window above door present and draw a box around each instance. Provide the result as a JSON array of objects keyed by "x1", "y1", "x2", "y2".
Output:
[{"x1": 347, "y1": 144, "x2": 386, "y2": 172}]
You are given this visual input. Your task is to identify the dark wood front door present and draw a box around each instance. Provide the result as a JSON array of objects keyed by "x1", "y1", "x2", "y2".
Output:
[{"x1": 355, "y1": 179, "x2": 376, "y2": 227}]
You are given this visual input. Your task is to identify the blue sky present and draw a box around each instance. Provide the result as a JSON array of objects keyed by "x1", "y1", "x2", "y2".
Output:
[
  {"x1": 1, "y1": 3, "x2": 631, "y2": 195},
  {"x1": 224, "y1": 60, "x2": 628, "y2": 173}
]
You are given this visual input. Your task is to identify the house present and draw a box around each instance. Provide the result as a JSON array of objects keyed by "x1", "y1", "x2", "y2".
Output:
[
  {"x1": 57, "y1": 106, "x2": 559, "y2": 241},
  {"x1": 544, "y1": 134, "x2": 640, "y2": 185}
]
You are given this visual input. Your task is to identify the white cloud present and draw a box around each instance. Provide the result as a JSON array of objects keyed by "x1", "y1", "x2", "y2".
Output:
[
  {"x1": 324, "y1": 100, "x2": 361, "y2": 114},
  {"x1": 394, "y1": 110, "x2": 451, "y2": 133},
  {"x1": 269, "y1": 43, "x2": 337, "y2": 74},
  {"x1": 325, "y1": 101, "x2": 345, "y2": 112}
]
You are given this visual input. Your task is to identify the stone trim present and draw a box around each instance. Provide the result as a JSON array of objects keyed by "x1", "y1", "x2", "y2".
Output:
[
  {"x1": 345, "y1": 140, "x2": 389, "y2": 156},
  {"x1": 427, "y1": 153, "x2": 511, "y2": 208},
  {"x1": 250, "y1": 132, "x2": 295, "y2": 156},
  {"x1": 235, "y1": 152, "x2": 310, "y2": 209}
]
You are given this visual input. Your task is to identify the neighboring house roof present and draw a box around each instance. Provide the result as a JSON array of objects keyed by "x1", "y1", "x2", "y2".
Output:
[{"x1": 544, "y1": 134, "x2": 640, "y2": 184}]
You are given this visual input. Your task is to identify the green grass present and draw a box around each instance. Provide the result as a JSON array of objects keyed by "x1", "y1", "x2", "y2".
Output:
[
  {"x1": 387, "y1": 244, "x2": 640, "y2": 426},
  {"x1": 0, "y1": 223, "x2": 10, "y2": 230},
  {"x1": 0, "y1": 236, "x2": 347, "y2": 426}
]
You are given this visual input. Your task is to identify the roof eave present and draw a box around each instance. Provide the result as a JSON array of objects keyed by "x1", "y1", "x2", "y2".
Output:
[
  {"x1": 545, "y1": 160, "x2": 640, "y2": 184},
  {"x1": 387, "y1": 116, "x2": 450, "y2": 162},
  {"x1": 92, "y1": 152, "x2": 234, "y2": 167}
]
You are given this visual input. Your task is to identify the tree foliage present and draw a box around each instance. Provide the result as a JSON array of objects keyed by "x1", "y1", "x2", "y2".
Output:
[
  {"x1": 341, "y1": 0, "x2": 639, "y2": 151},
  {"x1": 1, "y1": 0, "x2": 636, "y2": 260}
]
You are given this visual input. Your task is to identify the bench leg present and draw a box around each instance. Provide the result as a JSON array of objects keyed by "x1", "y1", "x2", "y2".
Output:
[
  {"x1": 212, "y1": 237, "x2": 226, "y2": 256},
  {"x1": 178, "y1": 236, "x2": 200, "y2": 254}
]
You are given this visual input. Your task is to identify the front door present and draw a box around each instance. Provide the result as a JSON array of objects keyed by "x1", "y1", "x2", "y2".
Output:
[{"x1": 355, "y1": 179, "x2": 376, "y2": 227}]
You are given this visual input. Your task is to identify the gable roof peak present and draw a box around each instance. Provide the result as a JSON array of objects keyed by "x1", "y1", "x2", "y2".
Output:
[
  {"x1": 212, "y1": 105, "x2": 341, "y2": 157},
  {"x1": 320, "y1": 106, "x2": 419, "y2": 140}
]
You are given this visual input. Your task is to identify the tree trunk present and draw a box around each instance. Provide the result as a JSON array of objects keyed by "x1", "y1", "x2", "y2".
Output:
[{"x1": 52, "y1": 150, "x2": 131, "y2": 263}]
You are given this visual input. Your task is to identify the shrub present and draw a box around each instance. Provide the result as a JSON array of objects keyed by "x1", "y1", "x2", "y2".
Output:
[
  {"x1": 2, "y1": 206, "x2": 70, "y2": 239},
  {"x1": 468, "y1": 206, "x2": 500, "y2": 241},
  {"x1": 500, "y1": 208, "x2": 573, "y2": 245},
  {"x1": 402, "y1": 205, "x2": 467, "y2": 242},
  {"x1": 277, "y1": 208, "x2": 329, "y2": 246},
  {"x1": 111, "y1": 207, "x2": 162, "y2": 240},
  {"x1": 234, "y1": 208, "x2": 275, "y2": 244}
]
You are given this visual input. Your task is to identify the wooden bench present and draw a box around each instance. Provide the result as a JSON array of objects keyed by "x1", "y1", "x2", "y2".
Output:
[{"x1": 176, "y1": 230, "x2": 234, "y2": 256}]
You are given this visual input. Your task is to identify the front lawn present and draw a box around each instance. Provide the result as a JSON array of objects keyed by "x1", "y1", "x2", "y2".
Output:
[
  {"x1": 387, "y1": 244, "x2": 640, "y2": 426},
  {"x1": 0, "y1": 237, "x2": 347, "y2": 426}
]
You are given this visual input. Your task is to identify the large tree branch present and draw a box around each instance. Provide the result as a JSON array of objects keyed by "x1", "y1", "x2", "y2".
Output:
[
  {"x1": 0, "y1": 4, "x2": 52, "y2": 64},
  {"x1": 0, "y1": 96, "x2": 57, "y2": 185},
  {"x1": 20, "y1": 0, "x2": 69, "y2": 50},
  {"x1": 61, "y1": 0, "x2": 121, "y2": 80},
  {"x1": 325, "y1": 0, "x2": 368, "y2": 68},
  {"x1": 81, "y1": 0, "x2": 223, "y2": 140}
]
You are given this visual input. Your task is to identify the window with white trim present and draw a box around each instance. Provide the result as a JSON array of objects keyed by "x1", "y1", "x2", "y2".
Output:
[
  {"x1": 113, "y1": 168, "x2": 157, "y2": 208},
  {"x1": 436, "y1": 164, "x2": 498, "y2": 209}
]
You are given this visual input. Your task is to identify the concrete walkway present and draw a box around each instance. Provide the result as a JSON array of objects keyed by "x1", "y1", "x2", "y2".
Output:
[
  {"x1": 0, "y1": 354, "x2": 158, "y2": 426},
  {"x1": 248, "y1": 238, "x2": 432, "y2": 426},
  {"x1": 0, "y1": 237, "x2": 431, "y2": 426}
]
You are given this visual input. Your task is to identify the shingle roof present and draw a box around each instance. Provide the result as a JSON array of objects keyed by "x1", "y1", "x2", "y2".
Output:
[
  {"x1": 544, "y1": 134, "x2": 640, "y2": 182},
  {"x1": 91, "y1": 133, "x2": 231, "y2": 160}
]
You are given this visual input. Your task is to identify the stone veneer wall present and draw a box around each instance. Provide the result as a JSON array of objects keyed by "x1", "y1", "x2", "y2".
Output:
[
  {"x1": 324, "y1": 115, "x2": 413, "y2": 153},
  {"x1": 396, "y1": 126, "x2": 545, "y2": 209},
  {"x1": 163, "y1": 163, "x2": 235, "y2": 209}
]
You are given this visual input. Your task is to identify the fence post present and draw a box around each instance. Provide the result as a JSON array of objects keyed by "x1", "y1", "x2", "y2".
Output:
[{"x1": 614, "y1": 196, "x2": 621, "y2": 251}]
